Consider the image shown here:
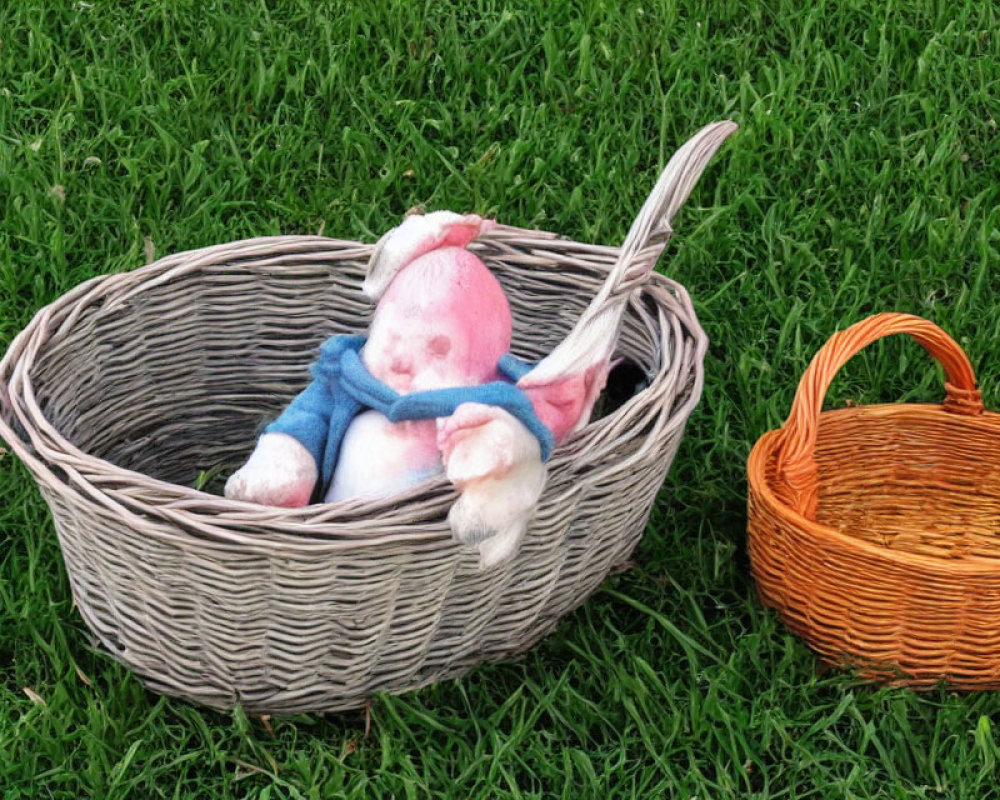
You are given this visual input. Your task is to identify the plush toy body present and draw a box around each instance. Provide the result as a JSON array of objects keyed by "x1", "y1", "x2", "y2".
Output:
[
  {"x1": 259, "y1": 332, "x2": 552, "y2": 503},
  {"x1": 225, "y1": 213, "x2": 591, "y2": 567}
]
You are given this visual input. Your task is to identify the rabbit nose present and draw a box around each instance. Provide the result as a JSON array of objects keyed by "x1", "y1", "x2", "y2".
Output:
[{"x1": 391, "y1": 353, "x2": 413, "y2": 374}]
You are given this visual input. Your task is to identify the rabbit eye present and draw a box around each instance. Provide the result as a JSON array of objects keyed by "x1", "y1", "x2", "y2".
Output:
[{"x1": 428, "y1": 335, "x2": 452, "y2": 358}]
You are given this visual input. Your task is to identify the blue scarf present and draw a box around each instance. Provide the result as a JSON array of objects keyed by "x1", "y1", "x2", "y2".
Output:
[{"x1": 265, "y1": 335, "x2": 555, "y2": 498}]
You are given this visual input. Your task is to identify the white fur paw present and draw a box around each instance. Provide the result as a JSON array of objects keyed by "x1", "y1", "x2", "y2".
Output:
[
  {"x1": 447, "y1": 466, "x2": 545, "y2": 568},
  {"x1": 438, "y1": 403, "x2": 534, "y2": 486},
  {"x1": 447, "y1": 492, "x2": 498, "y2": 545},
  {"x1": 224, "y1": 433, "x2": 318, "y2": 508},
  {"x1": 478, "y1": 525, "x2": 527, "y2": 570}
]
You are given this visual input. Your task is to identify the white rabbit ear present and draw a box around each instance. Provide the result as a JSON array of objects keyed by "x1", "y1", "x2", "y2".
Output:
[{"x1": 362, "y1": 211, "x2": 496, "y2": 301}]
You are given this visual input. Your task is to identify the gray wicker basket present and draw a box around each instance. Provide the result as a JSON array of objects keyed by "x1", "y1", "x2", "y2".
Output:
[{"x1": 0, "y1": 122, "x2": 735, "y2": 714}]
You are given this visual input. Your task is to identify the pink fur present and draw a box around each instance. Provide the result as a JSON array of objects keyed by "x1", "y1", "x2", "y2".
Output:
[
  {"x1": 328, "y1": 243, "x2": 516, "y2": 500},
  {"x1": 520, "y1": 363, "x2": 609, "y2": 443},
  {"x1": 365, "y1": 247, "x2": 512, "y2": 390}
]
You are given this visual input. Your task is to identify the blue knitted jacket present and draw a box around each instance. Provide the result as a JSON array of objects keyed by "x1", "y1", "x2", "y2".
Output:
[{"x1": 265, "y1": 335, "x2": 555, "y2": 498}]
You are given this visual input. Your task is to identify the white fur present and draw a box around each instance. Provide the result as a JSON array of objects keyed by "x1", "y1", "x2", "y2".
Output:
[
  {"x1": 224, "y1": 432, "x2": 318, "y2": 507},
  {"x1": 363, "y1": 211, "x2": 493, "y2": 301},
  {"x1": 439, "y1": 403, "x2": 547, "y2": 568},
  {"x1": 325, "y1": 411, "x2": 441, "y2": 502}
]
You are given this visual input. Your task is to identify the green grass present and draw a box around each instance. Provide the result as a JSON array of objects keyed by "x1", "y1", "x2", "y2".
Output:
[{"x1": 2, "y1": 0, "x2": 1000, "y2": 796}]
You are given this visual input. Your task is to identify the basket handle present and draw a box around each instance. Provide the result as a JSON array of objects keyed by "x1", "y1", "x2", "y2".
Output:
[
  {"x1": 515, "y1": 121, "x2": 736, "y2": 386},
  {"x1": 596, "y1": 120, "x2": 738, "y2": 302},
  {"x1": 775, "y1": 312, "x2": 983, "y2": 518}
]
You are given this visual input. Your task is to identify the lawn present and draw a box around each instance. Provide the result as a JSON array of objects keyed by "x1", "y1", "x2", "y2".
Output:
[{"x1": 2, "y1": 0, "x2": 1000, "y2": 797}]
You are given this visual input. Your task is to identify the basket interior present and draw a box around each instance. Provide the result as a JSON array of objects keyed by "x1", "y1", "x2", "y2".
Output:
[
  {"x1": 800, "y1": 406, "x2": 1000, "y2": 560},
  {"x1": 26, "y1": 243, "x2": 666, "y2": 490}
]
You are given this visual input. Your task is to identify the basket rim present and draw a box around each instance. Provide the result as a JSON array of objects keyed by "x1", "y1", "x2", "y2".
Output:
[
  {"x1": 1, "y1": 233, "x2": 707, "y2": 543},
  {"x1": 748, "y1": 401, "x2": 1000, "y2": 576}
]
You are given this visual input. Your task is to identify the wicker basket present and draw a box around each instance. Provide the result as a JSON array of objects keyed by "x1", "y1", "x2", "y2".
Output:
[
  {"x1": 0, "y1": 122, "x2": 735, "y2": 714},
  {"x1": 747, "y1": 312, "x2": 1000, "y2": 689}
]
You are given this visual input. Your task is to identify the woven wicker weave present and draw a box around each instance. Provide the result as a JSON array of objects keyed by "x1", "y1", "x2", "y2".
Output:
[
  {"x1": 748, "y1": 312, "x2": 1000, "y2": 689},
  {"x1": 0, "y1": 122, "x2": 735, "y2": 714}
]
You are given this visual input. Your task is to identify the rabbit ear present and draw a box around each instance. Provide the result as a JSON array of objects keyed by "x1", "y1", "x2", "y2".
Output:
[
  {"x1": 519, "y1": 362, "x2": 610, "y2": 443},
  {"x1": 363, "y1": 211, "x2": 496, "y2": 301}
]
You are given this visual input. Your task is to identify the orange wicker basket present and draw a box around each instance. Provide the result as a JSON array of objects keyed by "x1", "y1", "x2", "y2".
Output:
[{"x1": 747, "y1": 312, "x2": 1000, "y2": 689}]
